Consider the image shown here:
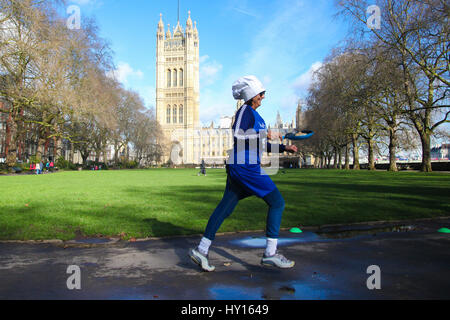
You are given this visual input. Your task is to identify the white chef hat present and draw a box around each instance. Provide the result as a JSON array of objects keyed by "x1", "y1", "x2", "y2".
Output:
[{"x1": 232, "y1": 75, "x2": 266, "y2": 102}]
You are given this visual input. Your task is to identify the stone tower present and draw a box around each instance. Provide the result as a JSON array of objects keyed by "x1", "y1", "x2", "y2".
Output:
[
  {"x1": 156, "y1": 11, "x2": 200, "y2": 164},
  {"x1": 296, "y1": 99, "x2": 304, "y2": 130}
]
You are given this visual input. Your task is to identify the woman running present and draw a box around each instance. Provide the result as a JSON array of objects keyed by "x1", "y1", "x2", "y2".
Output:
[{"x1": 189, "y1": 75, "x2": 297, "y2": 271}]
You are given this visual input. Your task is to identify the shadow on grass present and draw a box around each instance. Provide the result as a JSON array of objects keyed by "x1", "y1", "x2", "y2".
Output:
[
  {"x1": 0, "y1": 201, "x2": 201, "y2": 241},
  {"x1": 274, "y1": 179, "x2": 450, "y2": 225},
  {"x1": 2, "y1": 173, "x2": 448, "y2": 241},
  {"x1": 276, "y1": 178, "x2": 449, "y2": 197}
]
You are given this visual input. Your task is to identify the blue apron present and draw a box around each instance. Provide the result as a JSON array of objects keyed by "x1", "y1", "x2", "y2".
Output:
[{"x1": 227, "y1": 106, "x2": 276, "y2": 198}]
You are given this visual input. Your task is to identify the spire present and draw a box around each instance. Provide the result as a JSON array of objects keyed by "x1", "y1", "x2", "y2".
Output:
[
  {"x1": 276, "y1": 111, "x2": 282, "y2": 128},
  {"x1": 174, "y1": 20, "x2": 183, "y2": 38},
  {"x1": 157, "y1": 13, "x2": 164, "y2": 32},
  {"x1": 186, "y1": 10, "x2": 192, "y2": 29},
  {"x1": 166, "y1": 23, "x2": 172, "y2": 38}
]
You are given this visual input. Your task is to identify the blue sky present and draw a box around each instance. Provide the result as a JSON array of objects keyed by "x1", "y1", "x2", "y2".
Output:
[{"x1": 68, "y1": 0, "x2": 350, "y2": 126}]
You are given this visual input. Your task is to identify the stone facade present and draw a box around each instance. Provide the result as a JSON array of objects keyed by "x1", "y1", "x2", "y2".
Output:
[
  {"x1": 156, "y1": 12, "x2": 200, "y2": 164},
  {"x1": 155, "y1": 13, "x2": 310, "y2": 166}
]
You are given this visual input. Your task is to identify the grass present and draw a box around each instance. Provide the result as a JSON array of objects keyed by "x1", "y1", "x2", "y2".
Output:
[{"x1": 0, "y1": 168, "x2": 449, "y2": 240}]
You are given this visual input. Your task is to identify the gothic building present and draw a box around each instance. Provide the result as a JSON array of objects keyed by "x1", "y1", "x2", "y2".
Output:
[
  {"x1": 156, "y1": 12, "x2": 201, "y2": 164},
  {"x1": 155, "y1": 12, "x2": 308, "y2": 166}
]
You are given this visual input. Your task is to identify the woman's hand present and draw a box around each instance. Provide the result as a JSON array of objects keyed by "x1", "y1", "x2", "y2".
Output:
[
  {"x1": 284, "y1": 145, "x2": 298, "y2": 153},
  {"x1": 267, "y1": 130, "x2": 283, "y2": 141}
]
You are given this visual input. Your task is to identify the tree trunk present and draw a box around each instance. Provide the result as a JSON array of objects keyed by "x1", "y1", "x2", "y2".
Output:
[
  {"x1": 420, "y1": 132, "x2": 432, "y2": 172},
  {"x1": 388, "y1": 127, "x2": 398, "y2": 172},
  {"x1": 5, "y1": 118, "x2": 17, "y2": 170},
  {"x1": 352, "y1": 133, "x2": 360, "y2": 170},
  {"x1": 36, "y1": 137, "x2": 46, "y2": 161},
  {"x1": 54, "y1": 137, "x2": 62, "y2": 160},
  {"x1": 95, "y1": 149, "x2": 100, "y2": 163},
  {"x1": 114, "y1": 140, "x2": 119, "y2": 166},
  {"x1": 344, "y1": 142, "x2": 350, "y2": 170},
  {"x1": 102, "y1": 146, "x2": 108, "y2": 164},
  {"x1": 338, "y1": 148, "x2": 342, "y2": 169},
  {"x1": 367, "y1": 138, "x2": 375, "y2": 171},
  {"x1": 81, "y1": 150, "x2": 89, "y2": 165},
  {"x1": 44, "y1": 137, "x2": 50, "y2": 160},
  {"x1": 4, "y1": 112, "x2": 11, "y2": 158},
  {"x1": 314, "y1": 156, "x2": 320, "y2": 168},
  {"x1": 69, "y1": 142, "x2": 74, "y2": 162},
  {"x1": 333, "y1": 147, "x2": 338, "y2": 169}
]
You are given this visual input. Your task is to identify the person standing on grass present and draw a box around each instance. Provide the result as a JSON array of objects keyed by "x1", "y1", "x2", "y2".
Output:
[
  {"x1": 189, "y1": 75, "x2": 298, "y2": 272},
  {"x1": 30, "y1": 162, "x2": 35, "y2": 174},
  {"x1": 198, "y1": 159, "x2": 206, "y2": 176}
]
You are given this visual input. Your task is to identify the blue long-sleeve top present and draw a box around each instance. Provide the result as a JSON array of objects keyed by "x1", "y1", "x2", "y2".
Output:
[
  {"x1": 226, "y1": 104, "x2": 286, "y2": 198},
  {"x1": 228, "y1": 104, "x2": 286, "y2": 165}
]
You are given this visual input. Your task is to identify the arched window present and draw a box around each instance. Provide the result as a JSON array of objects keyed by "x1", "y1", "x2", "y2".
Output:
[
  {"x1": 179, "y1": 69, "x2": 183, "y2": 86},
  {"x1": 173, "y1": 69, "x2": 177, "y2": 87},
  {"x1": 179, "y1": 105, "x2": 183, "y2": 124},
  {"x1": 166, "y1": 105, "x2": 171, "y2": 123},
  {"x1": 167, "y1": 70, "x2": 171, "y2": 87},
  {"x1": 173, "y1": 105, "x2": 177, "y2": 123}
]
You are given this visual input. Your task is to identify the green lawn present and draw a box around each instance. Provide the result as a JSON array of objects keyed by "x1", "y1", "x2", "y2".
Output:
[{"x1": 0, "y1": 169, "x2": 449, "y2": 240}]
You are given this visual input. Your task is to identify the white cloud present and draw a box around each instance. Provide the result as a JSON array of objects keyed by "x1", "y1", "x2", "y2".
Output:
[
  {"x1": 200, "y1": 56, "x2": 223, "y2": 87},
  {"x1": 227, "y1": 1, "x2": 313, "y2": 123},
  {"x1": 107, "y1": 62, "x2": 144, "y2": 86},
  {"x1": 199, "y1": 55, "x2": 210, "y2": 64},
  {"x1": 292, "y1": 61, "x2": 322, "y2": 92},
  {"x1": 232, "y1": 7, "x2": 259, "y2": 18}
]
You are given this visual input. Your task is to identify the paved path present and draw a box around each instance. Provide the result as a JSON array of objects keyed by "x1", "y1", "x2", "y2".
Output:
[{"x1": 0, "y1": 218, "x2": 449, "y2": 300}]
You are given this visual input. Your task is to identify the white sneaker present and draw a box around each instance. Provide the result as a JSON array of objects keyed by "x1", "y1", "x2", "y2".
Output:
[
  {"x1": 261, "y1": 252, "x2": 295, "y2": 268},
  {"x1": 189, "y1": 248, "x2": 215, "y2": 272}
]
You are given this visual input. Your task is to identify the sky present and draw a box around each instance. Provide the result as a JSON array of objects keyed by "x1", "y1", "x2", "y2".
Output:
[{"x1": 67, "y1": 0, "x2": 351, "y2": 127}]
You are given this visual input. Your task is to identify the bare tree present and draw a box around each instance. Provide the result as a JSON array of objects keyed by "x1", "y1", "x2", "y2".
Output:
[{"x1": 337, "y1": 0, "x2": 450, "y2": 171}]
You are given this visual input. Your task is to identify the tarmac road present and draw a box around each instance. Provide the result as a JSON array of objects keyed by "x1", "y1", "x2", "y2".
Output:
[{"x1": 0, "y1": 218, "x2": 449, "y2": 300}]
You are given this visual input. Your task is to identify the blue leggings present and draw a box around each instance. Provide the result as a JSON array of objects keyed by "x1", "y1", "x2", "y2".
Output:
[{"x1": 203, "y1": 175, "x2": 285, "y2": 241}]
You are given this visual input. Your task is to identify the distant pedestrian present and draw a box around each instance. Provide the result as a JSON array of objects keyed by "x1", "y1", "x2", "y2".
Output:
[
  {"x1": 40, "y1": 161, "x2": 44, "y2": 174},
  {"x1": 198, "y1": 159, "x2": 206, "y2": 176},
  {"x1": 30, "y1": 162, "x2": 36, "y2": 174},
  {"x1": 35, "y1": 162, "x2": 40, "y2": 175},
  {"x1": 49, "y1": 161, "x2": 54, "y2": 172}
]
